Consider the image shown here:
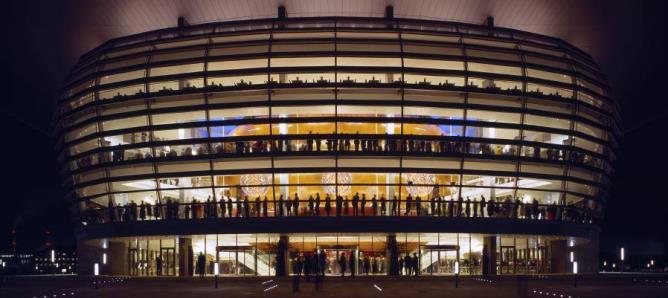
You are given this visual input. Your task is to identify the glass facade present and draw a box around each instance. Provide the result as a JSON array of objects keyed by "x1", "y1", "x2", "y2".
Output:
[{"x1": 57, "y1": 17, "x2": 616, "y2": 276}]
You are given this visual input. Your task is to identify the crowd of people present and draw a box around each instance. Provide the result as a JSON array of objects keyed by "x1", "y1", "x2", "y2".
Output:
[
  {"x1": 91, "y1": 192, "x2": 596, "y2": 226},
  {"x1": 74, "y1": 131, "x2": 605, "y2": 170}
]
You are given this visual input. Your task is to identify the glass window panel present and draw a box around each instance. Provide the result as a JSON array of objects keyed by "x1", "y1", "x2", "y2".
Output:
[
  {"x1": 99, "y1": 69, "x2": 145, "y2": 85},
  {"x1": 271, "y1": 105, "x2": 333, "y2": 117},
  {"x1": 524, "y1": 114, "x2": 571, "y2": 130},
  {"x1": 100, "y1": 57, "x2": 147, "y2": 71},
  {"x1": 208, "y1": 90, "x2": 268, "y2": 104},
  {"x1": 527, "y1": 83, "x2": 573, "y2": 98},
  {"x1": 150, "y1": 63, "x2": 204, "y2": 77},
  {"x1": 208, "y1": 45, "x2": 269, "y2": 56},
  {"x1": 65, "y1": 123, "x2": 97, "y2": 142},
  {"x1": 404, "y1": 89, "x2": 465, "y2": 103},
  {"x1": 336, "y1": 88, "x2": 401, "y2": 100},
  {"x1": 208, "y1": 58, "x2": 268, "y2": 71},
  {"x1": 101, "y1": 131, "x2": 150, "y2": 146},
  {"x1": 403, "y1": 74, "x2": 465, "y2": 86},
  {"x1": 152, "y1": 127, "x2": 209, "y2": 141},
  {"x1": 523, "y1": 130, "x2": 570, "y2": 145},
  {"x1": 68, "y1": 138, "x2": 99, "y2": 155},
  {"x1": 98, "y1": 99, "x2": 147, "y2": 116},
  {"x1": 337, "y1": 57, "x2": 401, "y2": 67},
  {"x1": 404, "y1": 58, "x2": 464, "y2": 70},
  {"x1": 208, "y1": 74, "x2": 266, "y2": 87},
  {"x1": 463, "y1": 159, "x2": 516, "y2": 171},
  {"x1": 338, "y1": 72, "x2": 401, "y2": 84},
  {"x1": 466, "y1": 110, "x2": 521, "y2": 124},
  {"x1": 154, "y1": 143, "x2": 209, "y2": 158},
  {"x1": 212, "y1": 124, "x2": 269, "y2": 137},
  {"x1": 337, "y1": 42, "x2": 400, "y2": 52},
  {"x1": 466, "y1": 49, "x2": 520, "y2": 61},
  {"x1": 210, "y1": 107, "x2": 269, "y2": 120},
  {"x1": 271, "y1": 122, "x2": 335, "y2": 135},
  {"x1": 101, "y1": 115, "x2": 147, "y2": 131},
  {"x1": 465, "y1": 127, "x2": 520, "y2": 140},
  {"x1": 519, "y1": 162, "x2": 565, "y2": 176},
  {"x1": 524, "y1": 55, "x2": 570, "y2": 70},
  {"x1": 337, "y1": 105, "x2": 400, "y2": 117},
  {"x1": 526, "y1": 68, "x2": 572, "y2": 84},
  {"x1": 76, "y1": 183, "x2": 108, "y2": 198},
  {"x1": 467, "y1": 62, "x2": 522, "y2": 76},
  {"x1": 526, "y1": 98, "x2": 572, "y2": 114},
  {"x1": 404, "y1": 106, "x2": 463, "y2": 119},
  {"x1": 403, "y1": 44, "x2": 462, "y2": 55},
  {"x1": 150, "y1": 50, "x2": 206, "y2": 62},
  {"x1": 108, "y1": 164, "x2": 154, "y2": 178},
  {"x1": 337, "y1": 32, "x2": 398, "y2": 39},
  {"x1": 271, "y1": 57, "x2": 334, "y2": 67},
  {"x1": 573, "y1": 137, "x2": 604, "y2": 154},
  {"x1": 99, "y1": 84, "x2": 145, "y2": 100},
  {"x1": 271, "y1": 43, "x2": 334, "y2": 52},
  {"x1": 152, "y1": 111, "x2": 207, "y2": 125},
  {"x1": 468, "y1": 77, "x2": 522, "y2": 91},
  {"x1": 467, "y1": 93, "x2": 522, "y2": 108},
  {"x1": 576, "y1": 122, "x2": 606, "y2": 140},
  {"x1": 149, "y1": 94, "x2": 205, "y2": 109}
]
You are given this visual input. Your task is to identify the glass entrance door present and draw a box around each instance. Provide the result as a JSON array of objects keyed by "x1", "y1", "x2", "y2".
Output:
[
  {"x1": 159, "y1": 248, "x2": 176, "y2": 276},
  {"x1": 322, "y1": 248, "x2": 354, "y2": 276},
  {"x1": 420, "y1": 246, "x2": 459, "y2": 275},
  {"x1": 216, "y1": 247, "x2": 258, "y2": 276},
  {"x1": 500, "y1": 246, "x2": 516, "y2": 274}
]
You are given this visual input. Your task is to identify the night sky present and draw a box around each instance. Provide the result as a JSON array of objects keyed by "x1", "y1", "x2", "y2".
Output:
[{"x1": 1, "y1": 0, "x2": 666, "y2": 264}]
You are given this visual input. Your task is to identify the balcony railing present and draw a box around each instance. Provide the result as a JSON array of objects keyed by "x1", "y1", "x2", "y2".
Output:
[{"x1": 78, "y1": 199, "x2": 599, "y2": 227}]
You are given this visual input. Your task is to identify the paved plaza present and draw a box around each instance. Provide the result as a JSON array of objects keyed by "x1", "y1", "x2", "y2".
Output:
[{"x1": 1, "y1": 274, "x2": 667, "y2": 298}]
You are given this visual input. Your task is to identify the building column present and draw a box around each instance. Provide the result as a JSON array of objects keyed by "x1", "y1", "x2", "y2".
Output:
[
  {"x1": 109, "y1": 241, "x2": 127, "y2": 275},
  {"x1": 178, "y1": 237, "x2": 193, "y2": 276},
  {"x1": 483, "y1": 236, "x2": 497, "y2": 276},
  {"x1": 387, "y1": 234, "x2": 399, "y2": 276},
  {"x1": 549, "y1": 239, "x2": 568, "y2": 273},
  {"x1": 276, "y1": 235, "x2": 289, "y2": 277}
]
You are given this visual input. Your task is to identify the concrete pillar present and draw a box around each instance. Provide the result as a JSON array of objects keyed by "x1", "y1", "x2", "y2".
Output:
[
  {"x1": 276, "y1": 235, "x2": 289, "y2": 276},
  {"x1": 77, "y1": 241, "x2": 103, "y2": 275},
  {"x1": 178, "y1": 237, "x2": 193, "y2": 276},
  {"x1": 550, "y1": 239, "x2": 568, "y2": 273},
  {"x1": 387, "y1": 234, "x2": 399, "y2": 276},
  {"x1": 109, "y1": 241, "x2": 128, "y2": 275},
  {"x1": 483, "y1": 236, "x2": 497, "y2": 276}
]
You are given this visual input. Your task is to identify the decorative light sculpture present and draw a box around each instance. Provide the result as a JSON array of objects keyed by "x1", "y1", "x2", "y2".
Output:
[
  {"x1": 322, "y1": 172, "x2": 352, "y2": 195},
  {"x1": 240, "y1": 174, "x2": 271, "y2": 197},
  {"x1": 404, "y1": 173, "x2": 435, "y2": 196}
]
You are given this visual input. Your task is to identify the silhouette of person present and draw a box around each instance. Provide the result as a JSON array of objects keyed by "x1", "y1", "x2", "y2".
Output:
[{"x1": 197, "y1": 252, "x2": 206, "y2": 279}]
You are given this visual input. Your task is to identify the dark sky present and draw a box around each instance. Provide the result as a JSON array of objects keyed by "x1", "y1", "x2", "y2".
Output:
[{"x1": 1, "y1": 0, "x2": 666, "y2": 261}]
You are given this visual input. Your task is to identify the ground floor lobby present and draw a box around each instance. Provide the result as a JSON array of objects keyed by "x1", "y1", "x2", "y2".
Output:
[{"x1": 78, "y1": 232, "x2": 599, "y2": 277}]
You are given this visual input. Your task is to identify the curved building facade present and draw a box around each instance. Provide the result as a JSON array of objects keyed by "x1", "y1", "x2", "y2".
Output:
[{"x1": 56, "y1": 16, "x2": 618, "y2": 276}]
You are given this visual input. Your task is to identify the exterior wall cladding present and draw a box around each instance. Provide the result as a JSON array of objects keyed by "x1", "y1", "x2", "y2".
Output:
[{"x1": 55, "y1": 16, "x2": 618, "y2": 277}]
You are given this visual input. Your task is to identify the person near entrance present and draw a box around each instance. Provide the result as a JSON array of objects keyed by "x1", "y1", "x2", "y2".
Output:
[
  {"x1": 156, "y1": 256, "x2": 163, "y2": 276},
  {"x1": 412, "y1": 253, "x2": 420, "y2": 276},
  {"x1": 339, "y1": 253, "x2": 347, "y2": 277},
  {"x1": 348, "y1": 252, "x2": 356, "y2": 277},
  {"x1": 196, "y1": 252, "x2": 206, "y2": 279}
]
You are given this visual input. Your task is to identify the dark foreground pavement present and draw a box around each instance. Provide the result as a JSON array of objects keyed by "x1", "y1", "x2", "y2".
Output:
[{"x1": 1, "y1": 274, "x2": 667, "y2": 298}]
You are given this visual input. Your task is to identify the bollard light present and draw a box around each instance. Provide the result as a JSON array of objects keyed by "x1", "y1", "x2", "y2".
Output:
[
  {"x1": 214, "y1": 263, "x2": 220, "y2": 289},
  {"x1": 454, "y1": 261, "x2": 459, "y2": 274},
  {"x1": 570, "y1": 251, "x2": 574, "y2": 263},
  {"x1": 94, "y1": 263, "x2": 99, "y2": 276},
  {"x1": 103, "y1": 253, "x2": 107, "y2": 265},
  {"x1": 620, "y1": 247, "x2": 625, "y2": 261},
  {"x1": 51, "y1": 250, "x2": 55, "y2": 263},
  {"x1": 573, "y1": 261, "x2": 578, "y2": 288},
  {"x1": 650, "y1": 260, "x2": 654, "y2": 266},
  {"x1": 603, "y1": 261, "x2": 607, "y2": 267}
]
